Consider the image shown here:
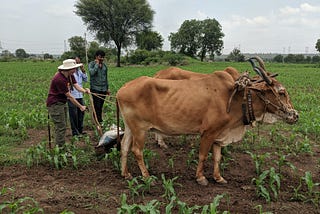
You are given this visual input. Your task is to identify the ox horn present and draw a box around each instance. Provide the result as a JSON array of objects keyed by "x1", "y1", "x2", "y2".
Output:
[
  {"x1": 247, "y1": 56, "x2": 273, "y2": 85},
  {"x1": 249, "y1": 56, "x2": 266, "y2": 71}
]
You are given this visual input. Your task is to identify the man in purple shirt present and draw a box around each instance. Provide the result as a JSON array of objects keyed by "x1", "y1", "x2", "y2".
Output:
[{"x1": 46, "y1": 59, "x2": 90, "y2": 147}]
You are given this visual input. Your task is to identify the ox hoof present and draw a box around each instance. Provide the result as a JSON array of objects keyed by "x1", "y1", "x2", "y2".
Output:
[
  {"x1": 160, "y1": 144, "x2": 168, "y2": 149},
  {"x1": 196, "y1": 177, "x2": 209, "y2": 186},
  {"x1": 124, "y1": 173, "x2": 133, "y2": 180},
  {"x1": 158, "y1": 142, "x2": 168, "y2": 149},
  {"x1": 215, "y1": 177, "x2": 227, "y2": 184}
]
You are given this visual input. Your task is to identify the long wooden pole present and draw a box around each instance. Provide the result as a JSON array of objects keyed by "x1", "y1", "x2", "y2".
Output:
[{"x1": 89, "y1": 94, "x2": 103, "y2": 137}]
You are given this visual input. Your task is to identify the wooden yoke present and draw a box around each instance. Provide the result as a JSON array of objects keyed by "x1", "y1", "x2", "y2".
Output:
[{"x1": 89, "y1": 94, "x2": 103, "y2": 137}]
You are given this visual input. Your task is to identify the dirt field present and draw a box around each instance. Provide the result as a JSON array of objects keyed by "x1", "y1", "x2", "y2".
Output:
[{"x1": 1, "y1": 128, "x2": 319, "y2": 214}]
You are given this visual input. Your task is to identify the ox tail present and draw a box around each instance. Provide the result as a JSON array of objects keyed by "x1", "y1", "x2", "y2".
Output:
[{"x1": 116, "y1": 99, "x2": 121, "y2": 150}]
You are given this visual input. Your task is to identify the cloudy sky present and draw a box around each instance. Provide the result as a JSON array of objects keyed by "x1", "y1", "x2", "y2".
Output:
[{"x1": 0, "y1": 0, "x2": 319, "y2": 55}]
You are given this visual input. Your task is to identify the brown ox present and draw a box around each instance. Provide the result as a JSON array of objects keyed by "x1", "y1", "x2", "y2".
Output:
[
  {"x1": 116, "y1": 61, "x2": 298, "y2": 185},
  {"x1": 153, "y1": 66, "x2": 241, "y2": 148}
]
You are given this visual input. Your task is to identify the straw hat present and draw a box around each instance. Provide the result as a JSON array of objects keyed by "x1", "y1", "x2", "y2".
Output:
[{"x1": 58, "y1": 59, "x2": 83, "y2": 70}]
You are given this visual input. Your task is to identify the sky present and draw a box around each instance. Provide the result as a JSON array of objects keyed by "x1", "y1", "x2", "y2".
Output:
[{"x1": 0, "y1": 0, "x2": 319, "y2": 55}]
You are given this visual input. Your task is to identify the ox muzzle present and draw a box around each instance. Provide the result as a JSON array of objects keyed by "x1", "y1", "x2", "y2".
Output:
[{"x1": 280, "y1": 109, "x2": 299, "y2": 124}]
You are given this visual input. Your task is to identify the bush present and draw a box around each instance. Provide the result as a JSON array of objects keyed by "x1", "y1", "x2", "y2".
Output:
[
  {"x1": 126, "y1": 49, "x2": 187, "y2": 66},
  {"x1": 163, "y1": 52, "x2": 185, "y2": 66},
  {"x1": 128, "y1": 49, "x2": 150, "y2": 64}
]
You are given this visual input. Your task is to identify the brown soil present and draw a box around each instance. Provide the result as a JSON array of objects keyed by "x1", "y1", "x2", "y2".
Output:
[{"x1": 1, "y1": 128, "x2": 319, "y2": 214}]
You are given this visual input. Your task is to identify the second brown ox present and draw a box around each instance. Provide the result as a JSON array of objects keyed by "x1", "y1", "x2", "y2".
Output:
[{"x1": 116, "y1": 63, "x2": 298, "y2": 185}]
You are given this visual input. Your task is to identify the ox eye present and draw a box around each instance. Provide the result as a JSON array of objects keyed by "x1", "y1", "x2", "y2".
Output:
[{"x1": 279, "y1": 90, "x2": 286, "y2": 96}]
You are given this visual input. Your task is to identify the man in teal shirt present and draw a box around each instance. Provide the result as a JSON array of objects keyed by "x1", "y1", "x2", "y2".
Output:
[{"x1": 89, "y1": 50, "x2": 110, "y2": 123}]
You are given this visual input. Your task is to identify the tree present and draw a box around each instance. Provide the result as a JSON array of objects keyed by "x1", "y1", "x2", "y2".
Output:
[
  {"x1": 169, "y1": 18, "x2": 224, "y2": 61},
  {"x1": 169, "y1": 19, "x2": 201, "y2": 57},
  {"x1": 15, "y1": 48, "x2": 29, "y2": 58},
  {"x1": 75, "y1": 0, "x2": 154, "y2": 67},
  {"x1": 135, "y1": 30, "x2": 163, "y2": 51},
  {"x1": 284, "y1": 54, "x2": 296, "y2": 63},
  {"x1": 44, "y1": 53, "x2": 53, "y2": 59},
  {"x1": 60, "y1": 51, "x2": 75, "y2": 60},
  {"x1": 87, "y1": 41, "x2": 100, "y2": 61},
  {"x1": 226, "y1": 48, "x2": 245, "y2": 62},
  {"x1": 198, "y1": 18, "x2": 224, "y2": 61},
  {"x1": 312, "y1": 55, "x2": 320, "y2": 63},
  {"x1": 315, "y1": 39, "x2": 320, "y2": 53},
  {"x1": 273, "y1": 54, "x2": 284, "y2": 63},
  {"x1": 295, "y1": 54, "x2": 305, "y2": 63},
  {"x1": 87, "y1": 41, "x2": 116, "y2": 62},
  {"x1": 1, "y1": 50, "x2": 14, "y2": 58},
  {"x1": 68, "y1": 36, "x2": 86, "y2": 59}
]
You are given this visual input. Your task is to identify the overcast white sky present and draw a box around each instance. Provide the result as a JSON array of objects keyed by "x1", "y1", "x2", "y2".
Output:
[{"x1": 0, "y1": 0, "x2": 319, "y2": 55}]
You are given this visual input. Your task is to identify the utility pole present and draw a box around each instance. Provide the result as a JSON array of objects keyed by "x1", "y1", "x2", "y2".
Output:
[
  {"x1": 64, "y1": 40, "x2": 67, "y2": 52},
  {"x1": 0, "y1": 41, "x2": 3, "y2": 55},
  {"x1": 84, "y1": 33, "x2": 88, "y2": 66}
]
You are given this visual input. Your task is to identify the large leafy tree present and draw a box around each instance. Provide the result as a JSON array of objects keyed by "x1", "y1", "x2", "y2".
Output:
[
  {"x1": 136, "y1": 30, "x2": 163, "y2": 51},
  {"x1": 198, "y1": 19, "x2": 224, "y2": 61},
  {"x1": 169, "y1": 18, "x2": 224, "y2": 61},
  {"x1": 68, "y1": 36, "x2": 86, "y2": 59},
  {"x1": 75, "y1": 0, "x2": 154, "y2": 67},
  {"x1": 169, "y1": 19, "x2": 200, "y2": 57},
  {"x1": 316, "y1": 39, "x2": 320, "y2": 53}
]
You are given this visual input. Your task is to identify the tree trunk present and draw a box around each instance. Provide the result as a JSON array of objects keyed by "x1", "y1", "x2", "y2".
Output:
[
  {"x1": 116, "y1": 43, "x2": 121, "y2": 67},
  {"x1": 200, "y1": 50, "x2": 205, "y2": 62}
]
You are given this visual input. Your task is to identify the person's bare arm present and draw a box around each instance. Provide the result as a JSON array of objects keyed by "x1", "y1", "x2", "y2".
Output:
[
  {"x1": 66, "y1": 92, "x2": 86, "y2": 112},
  {"x1": 73, "y1": 83, "x2": 90, "y2": 94}
]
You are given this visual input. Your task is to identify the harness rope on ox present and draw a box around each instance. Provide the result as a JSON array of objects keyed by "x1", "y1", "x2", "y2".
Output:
[
  {"x1": 227, "y1": 70, "x2": 287, "y2": 127},
  {"x1": 227, "y1": 72, "x2": 256, "y2": 126}
]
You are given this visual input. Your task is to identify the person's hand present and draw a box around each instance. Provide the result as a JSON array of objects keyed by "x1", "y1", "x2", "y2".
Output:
[
  {"x1": 84, "y1": 88, "x2": 91, "y2": 94},
  {"x1": 106, "y1": 90, "x2": 111, "y2": 96},
  {"x1": 80, "y1": 105, "x2": 86, "y2": 112},
  {"x1": 95, "y1": 59, "x2": 102, "y2": 68},
  {"x1": 97, "y1": 56, "x2": 104, "y2": 68},
  {"x1": 80, "y1": 65, "x2": 85, "y2": 73}
]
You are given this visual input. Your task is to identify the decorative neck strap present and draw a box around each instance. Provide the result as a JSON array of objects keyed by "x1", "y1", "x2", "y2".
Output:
[{"x1": 242, "y1": 88, "x2": 255, "y2": 125}]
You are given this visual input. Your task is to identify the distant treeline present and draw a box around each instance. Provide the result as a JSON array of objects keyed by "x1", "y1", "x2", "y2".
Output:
[{"x1": 1, "y1": 49, "x2": 319, "y2": 65}]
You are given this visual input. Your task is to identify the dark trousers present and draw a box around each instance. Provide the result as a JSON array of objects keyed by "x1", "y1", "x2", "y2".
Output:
[
  {"x1": 91, "y1": 89, "x2": 106, "y2": 123},
  {"x1": 68, "y1": 98, "x2": 85, "y2": 136}
]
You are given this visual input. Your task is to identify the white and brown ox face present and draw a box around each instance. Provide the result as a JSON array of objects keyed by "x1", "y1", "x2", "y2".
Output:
[
  {"x1": 254, "y1": 79, "x2": 299, "y2": 124},
  {"x1": 248, "y1": 56, "x2": 299, "y2": 125}
]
